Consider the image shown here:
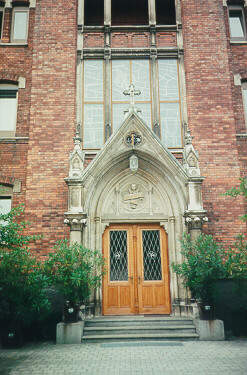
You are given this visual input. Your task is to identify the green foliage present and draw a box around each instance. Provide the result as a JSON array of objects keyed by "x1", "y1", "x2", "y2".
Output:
[
  {"x1": 0, "y1": 206, "x2": 50, "y2": 326},
  {"x1": 0, "y1": 205, "x2": 41, "y2": 249},
  {"x1": 172, "y1": 234, "x2": 227, "y2": 304},
  {"x1": 225, "y1": 235, "x2": 247, "y2": 298},
  {"x1": 224, "y1": 178, "x2": 247, "y2": 222},
  {"x1": 45, "y1": 240, "x2": 106, "y2": 305}
]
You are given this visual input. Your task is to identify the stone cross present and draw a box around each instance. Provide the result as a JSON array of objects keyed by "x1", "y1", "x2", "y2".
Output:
[{"x1": 123, "y1": 84, "x2": 141, "y2": 106}]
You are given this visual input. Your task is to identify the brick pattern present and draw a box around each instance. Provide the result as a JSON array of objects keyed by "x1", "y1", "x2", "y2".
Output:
[
  {"x1": 111, "y1": 32, "x2": 149, "y2": 48},
  {"x1": 1, "y1": 0, "x2": 246, "y2": 256},
  {"x1": 156, "y1": 32, "x2": 177, "y2": 47},
  {"x1": 182, "y1": 0, "x2": 246, "y2": 243},
  {"x1": 84, "y1": 32, "x2": 104, "y2": 48},
  {"x1": 22, "y1": 0, "x2": 77, "y2": 253}
]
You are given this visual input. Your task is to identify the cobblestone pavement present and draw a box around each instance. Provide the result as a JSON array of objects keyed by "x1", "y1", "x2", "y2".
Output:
[{"x1": 0, "y1": 340, "x2": 247, "y2": 375}]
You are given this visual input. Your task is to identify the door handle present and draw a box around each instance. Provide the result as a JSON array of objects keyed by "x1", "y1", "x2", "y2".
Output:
[
  {"x1": 138, "y1": 276, "x2": 142, "y2": 284},
  {"x1": 128, "y1": 276, "x2": 133, "y2": 284}
]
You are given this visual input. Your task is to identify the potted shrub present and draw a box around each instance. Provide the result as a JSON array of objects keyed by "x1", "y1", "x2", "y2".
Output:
[
  {"x1": 172, "y1": 233, "x2": 227, "y2": 320},
  {"x1": 0, "y1": 206, "x2": 51, "y2": 348},
  {"x1": 45, "y1": 240, "x2": 105, "y2": 323}
]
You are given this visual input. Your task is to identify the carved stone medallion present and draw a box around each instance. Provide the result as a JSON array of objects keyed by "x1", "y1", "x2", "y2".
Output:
[{"x1": 121, "y1": 183, "x2": 147, "y2": 211}]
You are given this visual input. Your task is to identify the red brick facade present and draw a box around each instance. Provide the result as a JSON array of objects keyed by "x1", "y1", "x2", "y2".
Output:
[{"x1": 0, "y1": 0, "x2": 246, "y2": 255}]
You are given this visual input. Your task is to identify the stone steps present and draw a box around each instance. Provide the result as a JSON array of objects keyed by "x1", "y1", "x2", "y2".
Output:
[{"x1": 81, "y1": 316, "x2": 199, "y2": 342}]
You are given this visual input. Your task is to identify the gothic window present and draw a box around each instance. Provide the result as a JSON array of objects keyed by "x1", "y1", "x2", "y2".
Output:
[
  {"x1": 228, "y1": 5, "x2": 247, "y2": 41},
  {"x1": 111, "y1": 0, "x2": 148, "y2": 26},
  {"x1": 156, "y1": 0, "x2": 176, "y2": 25},
  {"x1": 112, "y1": 60, "x2": 152, "y2": 131},
  {"x1": 82, "y1": 59, "x2": 182, "y2": 150},
  {"x1": 0, "y1": 83, "x2": 18, "y2": 137},
  {"x1": 11, "y1": 6, "x2": 29, "y2": 43},
  {"x1": 83, "y1": 61, "x2": 104, "y2": 149},
  {"x1": 84, "y1": 0, "x2": 104, "y2": 26},
  {"x1": 158, "y1": 60, "x2": 182, "y2": 148}
]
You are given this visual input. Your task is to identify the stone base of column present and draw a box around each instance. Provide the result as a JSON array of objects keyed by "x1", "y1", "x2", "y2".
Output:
[
  {"x1": 195, "y1": 319, "x2": 225, "y2": 341},
  {"x1": 56, "y1": 322, "x2": 84, "y2": 344}
]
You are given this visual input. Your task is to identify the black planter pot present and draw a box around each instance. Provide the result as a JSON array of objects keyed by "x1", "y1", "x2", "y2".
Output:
[
  {"x1": 63, "y1": 302, "x2": 80, "y2": 323},
  {"x1": 198, "y1": 302, "x2": 216, "y2": 320}
]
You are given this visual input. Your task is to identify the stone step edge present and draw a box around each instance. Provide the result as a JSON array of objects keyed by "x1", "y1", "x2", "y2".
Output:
[
  {"x1": 85, "y1": 317, "x2": 194, "y2": 323},
  {"x1": 82, "y1": 333, "x2": 199, "y2": 340},
  {"x1": 85, "y1": 316, "x2": 194, "y2": 320},
  {"x1": 84, "y1": 325, "x2": 196, "y2": 331}
]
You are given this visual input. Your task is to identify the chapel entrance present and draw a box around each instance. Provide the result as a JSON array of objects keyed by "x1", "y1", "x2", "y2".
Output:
[{"x1": 102, "y1": 224, "x2": 171, "y2": 315}]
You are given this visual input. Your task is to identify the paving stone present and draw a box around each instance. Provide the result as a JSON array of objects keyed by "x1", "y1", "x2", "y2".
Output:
[{"x1": 0, "y1": 340, "x2": 247, "y2": 375}]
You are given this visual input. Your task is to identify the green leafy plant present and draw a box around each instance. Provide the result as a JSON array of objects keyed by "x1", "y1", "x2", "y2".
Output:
[
  {"x1": 225, "y1": 235, "x2": 247, "y2": 297},
  {"x1": 224, "y1": 177, "x2": 247, "y2": 222},
  {"x1": 172, "y1": 233, "x2": 227, "y2": 304},
  {"x1": 45, "y1": 240, "x2": 106, "y2": 305},
  {"x1": 0, "y1": 205, "x2": 50, "y2": 328}
]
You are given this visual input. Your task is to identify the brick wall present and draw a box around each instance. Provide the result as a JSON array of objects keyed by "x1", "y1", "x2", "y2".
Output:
[
  {"x1": 22, "y1": 0, "x2": 77, "y2": 254},
  {"x1": 182, "y1": 0, "x2": 246, "y2": 242},
  {"x1": 1, "y1": 0, "x2": 246, "y2": 255}
]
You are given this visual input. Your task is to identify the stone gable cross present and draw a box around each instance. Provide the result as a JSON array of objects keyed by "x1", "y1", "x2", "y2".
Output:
[{"x1": 123, "y1": 84, "x2": 141, "y2": 106}]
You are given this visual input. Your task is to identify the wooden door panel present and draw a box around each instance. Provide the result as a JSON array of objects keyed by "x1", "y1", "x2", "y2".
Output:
[
  {"x1": 120, "y1": 286, "x2": 131, "y2": 308},
  {"x1": 103, "y1": 224, "x2": 171, "y2": 315},
  {"x1": 102, "y1": 225, "x2": 136, "y2": 315},
  {"x1": 137, "y1": 225, "x2": 171, "y2": 315},
  {"x1": 142, "y1": 286, "x2": 153, "y2": 307},
  {"x1": 107, "y1": 287, "x2": 118, "y2": 308}
]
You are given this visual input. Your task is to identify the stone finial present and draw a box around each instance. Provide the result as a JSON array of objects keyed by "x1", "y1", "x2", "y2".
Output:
[
  {"x1": 69, "y1": 123, "x2": 84, "y2": 179},
  {"x1": 183, "y1": 131, "x2": 201, "y2": 177}
]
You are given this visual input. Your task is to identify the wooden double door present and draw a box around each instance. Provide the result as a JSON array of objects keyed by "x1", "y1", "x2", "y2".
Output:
[{"x1": 102, "y1": 224, "x2": 171, "y2": 315}]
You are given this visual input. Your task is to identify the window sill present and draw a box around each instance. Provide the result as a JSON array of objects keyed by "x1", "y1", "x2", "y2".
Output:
[
  {"x1": 0, "y1": 42, "x2": 28, "y2": 46},
  {"x1": 236, "y1": 133, "x2": 247, "y2": 138},
  {"x1": 230, "y1": 40, "x2": 247, "y2": 44},
  {"x1": 0, "y1": 137, "x2": 29, "y2": 142}
]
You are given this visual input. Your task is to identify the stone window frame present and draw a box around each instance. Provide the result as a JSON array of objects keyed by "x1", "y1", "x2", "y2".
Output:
[
  {"x1": 10, "y1": 5, "x2": 29, "y2": 44},
  {"x1": 0, "y1": 184, "x2": 13, "y2": 218},
  {"x1": 0, "y1": 77, "x2": 26, "y2": 138},
  {"x1": 241, "y1": 80, "x2": 247, "y2": 130},
  {"x1": 227, "y1": 4, "x2": 247, "y2": 42},
  {"x1": 0, "y1": 6, "x2": 4, "y2": 41}
]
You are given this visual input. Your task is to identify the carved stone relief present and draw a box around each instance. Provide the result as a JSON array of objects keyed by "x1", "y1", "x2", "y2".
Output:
[
  {"x1": 102, "y1": 177, "x2": 166, "y2": 216},
  {"x1": 121, "y1": 183, "x2": 146, "y2": 211}
]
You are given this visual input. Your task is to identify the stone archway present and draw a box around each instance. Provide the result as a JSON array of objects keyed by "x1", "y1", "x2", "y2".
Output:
[{"x1": 64, "y1": 111, "x2": 207, "y2": 316}]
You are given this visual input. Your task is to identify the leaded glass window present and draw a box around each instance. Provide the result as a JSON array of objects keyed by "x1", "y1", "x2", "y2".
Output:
[
  {"x1": 112, "y1": 60, "x2": 152, "y2": 131},
  {"x1": 158, "y1": 60, "x2": 182, "y2": 148},
  {"x1": 82, "y1": 59, "x2": 182, "y2": 149},
  {"x1": 83, "y1": 60, "x2": 104, "y2": 148},
  {"x1": 110, "y1": 230, "x2": 128, "y2": 281},
  {"x1": 142, "y1": 230, "x2": 162, "y2": 281}
]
